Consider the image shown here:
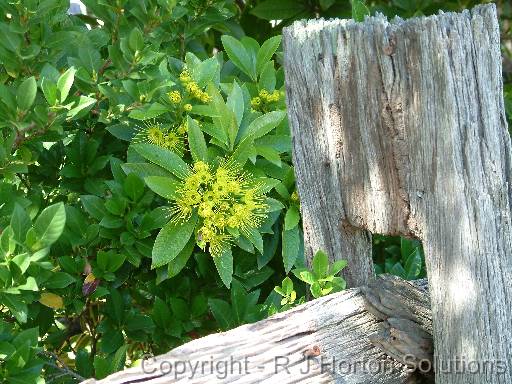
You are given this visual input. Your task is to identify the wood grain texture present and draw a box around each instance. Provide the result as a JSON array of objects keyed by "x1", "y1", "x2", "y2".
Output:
[
  {"x1": 81, "y1": 276, "x2": 431, "y2": 384},
  {"x1": 283, "y1": 4, "x2": 512, "y2": 383}
]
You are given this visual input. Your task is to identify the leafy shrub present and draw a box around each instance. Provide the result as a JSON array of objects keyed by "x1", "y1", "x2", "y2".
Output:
[{"x1": 0, "y1": 1, "x2": 510, "y2": 383}]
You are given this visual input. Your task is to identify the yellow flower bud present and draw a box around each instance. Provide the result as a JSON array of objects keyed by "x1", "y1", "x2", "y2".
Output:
[
  {"x1": 259, "y1": 89, "x2": 269, "y2": 99},
  {"x1": 251, "y1": 97, "x2": 262, "y2": 107},
  {"x1": 168, "y1": 90, "x2": 182, "y2": 104},
  {"x1": 184, "y1": 103, "x2": 192, "y2": 112},
  {"x1": 200, "y1": 92, "x2": 211, "y2": 103}
]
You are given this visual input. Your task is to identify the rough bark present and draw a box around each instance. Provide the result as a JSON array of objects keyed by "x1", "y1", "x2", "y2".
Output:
[
  {"x1": 283, "y1": 4, "x2": 512, "y2": 384},
  {"x1": 82, "y1": 275, "x2": 431, "y2": 384}
]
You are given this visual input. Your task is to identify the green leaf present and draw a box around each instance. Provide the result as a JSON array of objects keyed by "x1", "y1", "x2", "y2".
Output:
[
  {"x1": 256, "y1": 36, "x2": 282, "y2": 75},
  {"x1": 404, "y1": 248, "x2": 422, "y2": 280},
  {"x1": 97, "y1": 251, "x2": 126, "y2": 273},
  {"x1": 167, "y1": 236, "x2": 196, "y2": 278},
  {"x1": 128, "y1": 28, "x2": 144, "y2": 52},
  {"x1": 193, "y1": 56, "x2": 219, "y2": 88},
  {"x1": 312, "y1": 250, "x2": 329, "y2": 278},
  {"x1": 132, "y1": 143, "x2": 190, "y2": 179},
  {"x1": 320, "y1": 0, "x2": 336, "y2": 11},
  {"x1": 299, "y1": 270, "x2": 316, "y2": 284},
  {"x1": 152, "y1": 213, "x2": 197, "y2": 269},
  {"x1": 122, "y1": 162, "x2": 172, "y2": 179},
  {"x1": 331, "y1": 259, "x2": 348, "y2": 275},
  {"x1": 76, "y1": 349, "x2": 93, "y2": 378},
  {"x1": 282, "y1": 226, "x2": 300, "y2": 273},
  {"x1": 44, "y1": 272, "x2": 76, "y2": 289},
  {"x1": 231, "y1": 279, "x2": 247, "y2": 324},
  {"x1": 227, "y1": 81, "x2": 244, "y2": 127},
  {"x1": 266, "y1": 197, "x2": 285, "y2": 212},
  {"x1": 187, "y1": 117, "x2": 208, "y2": 162},
  {"x1": 245, "y1": 228, "x2": 263, "y2": 254},
  {"x1": 230, "y1": 137, "x2": 255, "y2": 167},
  {"x1": 67, "y1": 96, "x2": 96, "y2": 119},
  {"x1": 16, "y1": 76, "x2": 37, "y2": 111},
  {"x1": 284, "y1": 205, "x2": 300, "y2": 230},
  {"x1": 259, "y1": 61, "x2": 276, "y2": 92},
  {"x1": 41, "y1": 78, "x2": 57, "y2": 106},
  {"x1": 80, "y1": 195, "x2": 106, "y2": 220},
  {"x1": 331, "y1": 276, "x2": 347, "y2": 290},
  {"x1": 123, "y1": 173, "x2": 145, "y2": 201},
  {"x1": 144, "y1": 176, "x2": 180, "y2": 200},
  {"x1": 107, "y1": 123, "x2": 136, "y2": 141},
  {"x1": 282, "y1": 276, "x2": 294, "y2": 294},
  {"x1": 221, "y1": 35, "x2": 256, "y2": 80},
  {"x1": 250, "y1": 0, "x2": 305, "y2": 21},
  {"x1": 33, "y1": 203, "x2": 66, "y2": 248},
  {"x1": 350, "y1": 0, "x2": 370, "y2": 22},
  {"x1": 244, "y1": 110, "x2": 286, "y2": 140},
  {"x1": 152, "y1": 297, "x2": 171, "y2": 327},
  {"x1": 111, "y1": 344, "x2": 128, "y2": 373},
  {"x1": 57, "y1": 67, "x2": 76, "y2": 103},
  {"x1": 389, "y1": 262, "x2": 406, "y2": 278},
  {"x1": 310, "y1": 282, "x2": 323, "y2": 298},
  {"x1": 94, "y1": 355, "x2": 112, "y2": 379},
  {"x1": 1, "y1": 294, "x2": 28, "y2": 323},
  {"x1": 13, "y1": 327, "x2": 38, "y2": 348},
  {"x1": 10, "y1": 204, "x2": 31, "y2": 243},
  {"x1": 128, "y1": 103, "x2": 168, "y2": 120},
  {"x1": 208, "y1": 84, "x2": 238, "y2": 149},
  {"x1": 213, "y1": 247, "x2": 233, "y2": 288},
  {"x1": 17, "y1": 276, "x2": 38, "y2": 291},
  {"x1": 208, "y1": 298, "x2": 233, "y2": 330}
]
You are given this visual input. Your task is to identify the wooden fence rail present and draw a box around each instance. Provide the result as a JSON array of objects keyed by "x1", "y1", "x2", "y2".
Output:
[{"x1": 83, "y1": 275, "x2": 431, "y2": 384}]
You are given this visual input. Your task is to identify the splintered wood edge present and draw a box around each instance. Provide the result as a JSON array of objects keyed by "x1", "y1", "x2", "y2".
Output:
[{"x1": 82, "y1": 276, "x2": 430, "y2": 383}]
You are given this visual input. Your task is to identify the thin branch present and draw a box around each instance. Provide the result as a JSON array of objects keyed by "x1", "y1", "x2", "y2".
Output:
[{"x1": 39, "y1": 351, "x2": 86, "y2": 382}]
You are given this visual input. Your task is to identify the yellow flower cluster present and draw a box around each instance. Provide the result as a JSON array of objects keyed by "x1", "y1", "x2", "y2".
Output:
[
  {"x1": 171, "y1": 161, "x2": 268, "y2": 257},
  {"x1": 134, "y1": 121, "x2": 184, "y2": 153},
  {"x1": 179, "y1": 69, "x2": 211, "y2": 103},
  {"x1": 168, "y1": 90, "x2": 182, "y2": 104},
  {"x1": 177, "y1": 120, "x2": 188, "y2": 135},
  {"x1": 251, "y1": 89, "x2": 283, "y2": 111}
]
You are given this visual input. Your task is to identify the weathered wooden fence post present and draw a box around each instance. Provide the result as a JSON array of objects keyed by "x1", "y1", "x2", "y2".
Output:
[{"x1": 283, "y1": 4, "x2": 512, "y2": 383}]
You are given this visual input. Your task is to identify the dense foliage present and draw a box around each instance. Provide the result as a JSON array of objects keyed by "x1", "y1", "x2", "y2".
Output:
[{"x1": 0, "y1": 0, "x2": 510, "y2": 383}]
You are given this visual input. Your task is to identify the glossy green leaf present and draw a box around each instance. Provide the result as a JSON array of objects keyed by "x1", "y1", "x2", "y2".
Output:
[
  {"x1": 33, "y1": 203, "x2": 66, "y2": 248},
  {"x1": 244, "y1": 110, "x2": 286, "y2": 140},
  {"x1": 213, "y1": 247, "x2": 233, "y2": 288},
  {"x1": 16, "y1": 76, "x2": 37, "y2": 111},
  {"x1": 351, "y1": 0, "x2": 370, "y2": 21},
  {"x1": 282, "y1": 226, "x2": 300, "y2": 273},
  {"x1": 256, "y1": 36, "x2": 281, "y2": 75},
  {"x1": 187, "y1": 116, "x2": 208, "y2": 162},
  {"x1": 208, "y1": 298, "x2": 233, "y2": 330},
  {"x1": 132, "y1": 143, "x2": 190, "y2": 179},
  {"x1": 128, "y1": 28, "x2": 144, "y2": 51},
  {"x1": 312, "y1": 250, "x2": 329, "y2": 278},
  {"x1": 284, "y1": 205, "x2": 300, "y2": 230},
  {"x1": 44, "y1": 272, "x2": 76, "y2": 289},
  {"x1": 57, "y1": 67, "x2": 76, "y2": 103},
  {"x1": 144, "y1": 176, "x2": 180, "y2": 199},
  {"x1": 152, "y1": 213, "x2": 197, "y2": 269},
  {"x1": 10, "y1": 204, "x2": 31, "y2": 243},
  {"x1": 123, "y1": 173, "x2": 145, "y2": 201},
  {"x1": 221, "y1": 35, "x2": 256, "y2": 80}
]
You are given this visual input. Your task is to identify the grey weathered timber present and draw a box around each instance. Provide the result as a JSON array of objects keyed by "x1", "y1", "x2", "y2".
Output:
[
  {"x1": 283, "y1": 4, "x2": 512, "y2": 384},
  {"x1": 82, "y1": 275, "x2": 431, "y2": 384}
]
